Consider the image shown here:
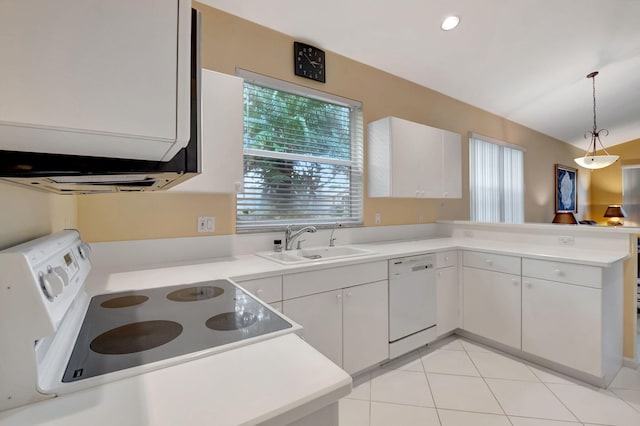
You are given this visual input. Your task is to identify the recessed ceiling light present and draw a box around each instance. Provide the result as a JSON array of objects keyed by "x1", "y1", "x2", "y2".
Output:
[{"x1": 441, "y1": 16, "x2": 460, "y2": 31}]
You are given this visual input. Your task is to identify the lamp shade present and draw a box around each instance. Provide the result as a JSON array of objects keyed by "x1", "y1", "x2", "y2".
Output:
[
  {"x1": 552, "y1": 212, "x2": 578, "y2": 224},
  {"x1": 604, "y1": 205, "x2": 627, "y2": 218},
  {"x1": 574, "y1": 155, "x2": 619, "y2": 170}
]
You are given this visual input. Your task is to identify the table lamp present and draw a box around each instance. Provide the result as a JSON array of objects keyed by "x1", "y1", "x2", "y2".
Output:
[
  {"x1": 552, "y1": 212, "x2": 578, "y2": 224},
  {"x1": 603, "y1": 205, "x2": 627, "y2": 226}
]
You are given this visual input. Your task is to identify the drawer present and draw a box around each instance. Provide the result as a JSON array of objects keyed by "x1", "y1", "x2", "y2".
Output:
[
  {"x1": 283, "y1": 261, "x2": 388, "y2": 300},
  {"x1": 463, "y1": 250, "x2": 520, "y2": 275},
  {"x1": 522, "y1": 258, "x2": 602, "y2": 289},
  {"x1": 234, "y1": 275, "x2": 282, "y2": 303},
  {"x1": 436, "y1": 250, "x2": 457, "y2": 268}
]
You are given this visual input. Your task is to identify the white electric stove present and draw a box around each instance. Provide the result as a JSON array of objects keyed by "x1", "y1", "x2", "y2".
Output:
[{"x1": 0, "y1": 230, "x2": 300, "y2": 412}]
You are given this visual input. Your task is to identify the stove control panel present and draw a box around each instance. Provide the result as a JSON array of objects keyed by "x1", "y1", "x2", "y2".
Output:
[
  {"x1": 0, "y1": 229, "x2": 93, "y2": 332},
  {"x1": 39, "y1": 250, "x2": 80, "y2": 300}
]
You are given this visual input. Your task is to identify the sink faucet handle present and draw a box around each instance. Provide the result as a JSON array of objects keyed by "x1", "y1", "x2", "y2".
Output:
[{"x1": 296, "y1": 239, "x2": 306, "y2": 250}]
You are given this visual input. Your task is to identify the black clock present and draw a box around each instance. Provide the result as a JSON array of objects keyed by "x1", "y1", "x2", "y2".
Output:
[{"x1": 294, "y1": 42, "x2": 326, "y2": 83}]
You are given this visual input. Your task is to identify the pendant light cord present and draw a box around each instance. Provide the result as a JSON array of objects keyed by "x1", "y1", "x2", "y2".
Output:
[{"x1": 584, "y1": 71, "x2": 610, "y2": 157}]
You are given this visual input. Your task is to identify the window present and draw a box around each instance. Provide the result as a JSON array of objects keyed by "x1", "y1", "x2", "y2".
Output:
[
  {"x1": 469, "y1": 134, "x2": 524, "y2": 223},
  {"x1": 237, "y1": 72, "x2": 363, "y2": 231},
  {"x1": 622, "y1": 166, "x2": 640, "y2": 226}
]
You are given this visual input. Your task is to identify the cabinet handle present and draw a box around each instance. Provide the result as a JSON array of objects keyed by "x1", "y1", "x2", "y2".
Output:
[
  {"x1": 524, "y1": 280, "x2": 532, "y2": 288},
  {"x1": 438, "y1": 271, "x2": 442, "y2": 278},
  {"x1": 346, "y1": 292, "x2": 352, "y2": 297},
  {"x1": 445, "y1": 256, "x2": 449, "y2": 262},
  {"x1": 554, "y1": 269, "x2": 563, "y2": 276},
  {"x1": 336, "y1": 294, "x2": 342, "y2": 302},
  {"x1": 512, "y1": 278, "x2": 518, "y2": 285},
  {"x1": 256, "y1": 288, "x2": 263, "y2": 294},
  {"x1": 485, "y1": 259, "x2": 493, "y2": 266}
]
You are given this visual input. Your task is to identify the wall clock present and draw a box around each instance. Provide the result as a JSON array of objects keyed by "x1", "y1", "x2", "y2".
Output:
[{"x1": 294, "y1": 42, "x2": 325, "y2": 83}]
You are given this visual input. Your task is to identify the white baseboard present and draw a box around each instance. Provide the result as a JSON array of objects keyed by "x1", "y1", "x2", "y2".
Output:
[{"x1": 623, "y1": 356, "x2": 639, "y2": 369}]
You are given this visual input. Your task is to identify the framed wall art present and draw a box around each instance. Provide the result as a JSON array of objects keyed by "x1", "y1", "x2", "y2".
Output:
[{"x1": 555, "y1": 164, "x2": 578, "y2": 213}]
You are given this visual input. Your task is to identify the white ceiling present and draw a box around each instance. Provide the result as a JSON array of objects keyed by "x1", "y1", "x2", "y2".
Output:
[{"x1": 202, "y1": 0, "x2": 640, "y2": 149}]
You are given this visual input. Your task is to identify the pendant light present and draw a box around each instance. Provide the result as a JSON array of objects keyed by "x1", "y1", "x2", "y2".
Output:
[{"x1": 574, "y1": 71, "x2": 618, "y2": 169}]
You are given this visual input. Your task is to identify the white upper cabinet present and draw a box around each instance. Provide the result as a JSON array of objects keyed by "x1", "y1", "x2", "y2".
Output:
[
  {"x1": 0, "y1": 0, "x2": 191, "y2": 161},
  {"x1": 368, "y1": 116, "x2": 462, "y2": 198},
  {"x1": 170, "y1": 69, "x2": 244, "y2": 193}
]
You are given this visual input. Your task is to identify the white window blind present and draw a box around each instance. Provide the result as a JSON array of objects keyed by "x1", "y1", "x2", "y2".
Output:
[
  {"x1": 237, "y1": 79, "x2": 363, "y2": 231},
  {"x1": 622, "y1": 166, "x2": 640, "y2": 226},
  {"x1": 469, "y1": 136, "x2": 524, "y2": 223}
]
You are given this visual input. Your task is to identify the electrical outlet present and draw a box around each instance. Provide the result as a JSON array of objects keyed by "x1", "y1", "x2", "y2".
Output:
[
  {"x1": 197, "y1": 216, "x2": 215, "y2": 233},
  {"x1": 558, "y1": 235, "x2": 574, "y2": 246},
  {"x1": 375, "y1": 212, "x2": 381, "y2": 225}
]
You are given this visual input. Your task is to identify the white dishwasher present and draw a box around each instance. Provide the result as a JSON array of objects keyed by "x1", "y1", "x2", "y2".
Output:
[{"x1": 388, "y1": 254, "x2": 437, "y2": 358}]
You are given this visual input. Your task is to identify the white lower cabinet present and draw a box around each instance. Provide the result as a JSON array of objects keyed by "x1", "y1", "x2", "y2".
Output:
[
  {"x1": 522, "y1": 277, "x2": 602, "y2": 376},
  {"x1": 437, "y1": 266, "x2": 459, "y2": 336},
  {"x1": 343, "y1": 280, "x2": 389, "y2": 374},
  {"x1": 463, "y1": 267, "x2": 521, "y2": 349},
  {"x1": 436, "y1": 250, "x2": 459, "y2": 337},
  {"x1": 283, "y1": 289, "x2": 343, "y2": 367},
  {"x1": 283, "y1": 280, "x2": 389, "y2": 375}
]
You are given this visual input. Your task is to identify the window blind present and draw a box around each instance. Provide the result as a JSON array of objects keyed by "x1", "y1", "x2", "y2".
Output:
[
  {"x1": 237, "y1": 81, "x2": 363, "y2": 231},
  {"x1": 469, "y1": 136, "x2": 524, "y2": 223}
]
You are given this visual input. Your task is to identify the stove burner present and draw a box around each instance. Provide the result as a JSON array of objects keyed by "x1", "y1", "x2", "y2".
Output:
[
  {"x1": 206, "y1": 311, "x2": 258, "y2": 331},
  {"x1": 166, "y1": 286, "x2": 224, "y2": 302},
  {"x1": 100, "y1": 295, "x2": 149, "y2": 309},
  {"x1": 90, "y1": 320, "x2": 183, "y2": 355}
]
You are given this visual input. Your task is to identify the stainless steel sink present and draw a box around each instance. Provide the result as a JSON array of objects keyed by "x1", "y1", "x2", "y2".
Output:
[{"x1": 257, "y1": 246, "x2": 374, "y2": 265}]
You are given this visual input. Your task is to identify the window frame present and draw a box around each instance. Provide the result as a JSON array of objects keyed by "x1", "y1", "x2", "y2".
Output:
[{"x1": 236, "y1": 69, "x2": 364, "y2": 232}]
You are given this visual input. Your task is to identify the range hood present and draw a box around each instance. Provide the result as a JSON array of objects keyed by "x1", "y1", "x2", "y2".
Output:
[{"x1": 0, "y1": 7, "x2": 201, "y2": 194}]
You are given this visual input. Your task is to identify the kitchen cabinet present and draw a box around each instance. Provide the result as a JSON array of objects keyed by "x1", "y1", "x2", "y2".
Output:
[
  {"x1": 170, "y1": 69, "x2": 244, "y2": 193},
  {"x1": 436, "y1": 251, "x2": 459, "y2": 337},
  {"x1": 283, "y1": 289, "x2": 344, "y2": 367},
  {"x1": 342, "y1": 280, "x2": 389, "y2": 374},
  {"x1": 521, "y1": 258, "x2": 622, "y2": 382},
  {"x1": 463, "y1": 251, "x2": 521, "y2": 349},
  {"x1": 233, "y1": 275, "x2": 282, "y2": 304},
  {"x1": 368, "y1": 116, "x2": 462, "y2": 198},
  {"x1": 282, "y1": 261, "x2": 389, "y2": 374},
  {"x1": 0, "y1": 0, "x2": 192, "y2": 161}
]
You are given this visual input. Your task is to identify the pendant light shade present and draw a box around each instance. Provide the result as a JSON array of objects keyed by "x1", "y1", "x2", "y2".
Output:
[
  {"x1": 574, "y1": 155, "x2": 619, "y2": 169},
  {"x1": 574, "y1": 71, "x2": 618, "y2": 170}
]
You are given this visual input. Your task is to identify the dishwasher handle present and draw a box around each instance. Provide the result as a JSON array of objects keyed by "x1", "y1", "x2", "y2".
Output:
[{"x1": 411, "y1": 263, "x2": 433, "y2": 272}]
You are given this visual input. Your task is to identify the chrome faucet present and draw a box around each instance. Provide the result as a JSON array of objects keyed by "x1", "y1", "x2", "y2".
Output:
[
  {"x1": 329, "y1": 221, "x2": 340, "y2": 247},
  {"x1": 285, "y1": 225, "x2": 317, "y2": 251}
]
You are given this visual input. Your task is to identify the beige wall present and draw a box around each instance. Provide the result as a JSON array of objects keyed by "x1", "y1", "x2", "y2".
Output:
[
  {"x1": 588, "y1": 138, "x2": 640, "y2": 360},
  {"x1": 74, "y1": 3, "x2": 585, "y2": 241},
  {"x1": 0, "y1": 181, "x2": 76, "y2": 250}
]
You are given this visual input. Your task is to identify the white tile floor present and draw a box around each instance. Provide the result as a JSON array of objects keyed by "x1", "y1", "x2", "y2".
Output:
[{"x1": 339, "y1": 336, "x2": 640, "y2": 426}]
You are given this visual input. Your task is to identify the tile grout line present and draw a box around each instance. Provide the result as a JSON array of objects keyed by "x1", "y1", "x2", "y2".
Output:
[
  {"x1": 460, "y1": 340, "x2": 514, "y2": 425},
  {"x1": 607, "y1": 387, "x2": 640, "y2": 415},
  {"x1": 419, "y1": 347, "x2": 444, "y2": 426}
]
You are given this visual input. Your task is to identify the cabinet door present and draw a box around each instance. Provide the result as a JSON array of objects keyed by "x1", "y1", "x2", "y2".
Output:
[
  {"x1": 437, "y1": 266, "x2": 459, "y2": 336},
  {"x1": 390, "y1": 118, "x2": 426, "y2": 197},
  {"x1": 170, "y1": 69, "x2": 244, "y2": 193},
  {"x1": 522, "y1": 277, "x2": 602, "y2": 376},
  {"x1": 283, "y1": 290, "x2": 343, "y2": 367},
  {"x1": 418, "y1": 125, "x2": 444, "y2": 198},
  {"x1": 463, "y1": 267, "x2": 521, "y2": 349},
  {"x1": 343, "y1": 281, "x2": 389, "y2": 374}
]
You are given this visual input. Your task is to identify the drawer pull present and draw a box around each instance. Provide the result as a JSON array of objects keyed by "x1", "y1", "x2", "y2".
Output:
[
  {"x1": 512, "y1": 278, "x2": 518, "y2": 285},
  {"x1": 336, "y1": 294, "x2": 342, "y2": 302},
  {"x1": 554, "y1": 269, "x2": 563, "y2": 276},
  {"x1": 256, "y1": 288, "x2": 264, "y2": 294},
  {"x1": 485, "y1": 259, "x2": 493, "y2": 266},
  {"x1": 346, "y1": 292, "x2": 352, "y2": 298}
]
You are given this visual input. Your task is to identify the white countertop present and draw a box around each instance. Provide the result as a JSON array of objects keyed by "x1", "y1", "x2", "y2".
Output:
[
  {"x1": 1, "y1": 232, "x2": 628, "y2": 425},
  {"x1": 0, "y1": 334, "x2": 351, "y2": 426},
  {"x1": 85, "y1": 236, "x2": 628, "y2": 296}
]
